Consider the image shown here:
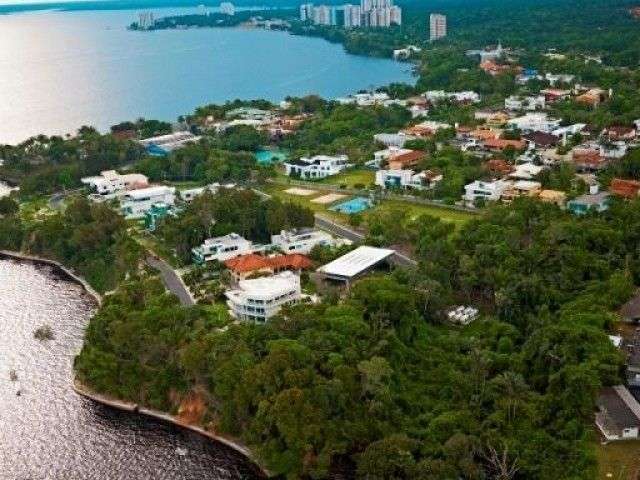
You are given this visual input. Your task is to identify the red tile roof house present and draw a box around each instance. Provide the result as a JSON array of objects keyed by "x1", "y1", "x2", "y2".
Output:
[
  {"x1": 572, "y1": 148, "x2": 607, "y2": 171},
  {"x1": 484, "y1": 158, "x2": 515, "y2": 176},
  {"x1": 224, "y1": 253, "x2": 313, "y2": 282},
  {"x1": 387, "y1": 150, "x2": 426, "y2": 170},
  {"x1": 603, "y1": 126, "x2": 637, "y2": 141},
  {"x1": 482, "y1": 138, "x2": 527, "y2": 152},
  {"x1": 610, "y1": 178, "x2": 640, "y2": 199}
]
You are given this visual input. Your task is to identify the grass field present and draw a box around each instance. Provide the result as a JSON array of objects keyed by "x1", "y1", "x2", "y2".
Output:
[
  {"x1": 596, "y1": 440, "x2": 640, "y2": 479},
  {"x1": 263, "y1": 184, "x2": 477, "y2": 229},
  {"x1": 318, "y1": 169, "x2": 375, "y2": 188}
]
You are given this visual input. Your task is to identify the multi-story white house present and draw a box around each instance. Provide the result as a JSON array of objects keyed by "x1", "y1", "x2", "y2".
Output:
[
  {"x1": 284, "y1": 155, "x2": 350, "y2": 179},
  {"x1": 225, "y1": 271, "x2": 302, "y2": 323},
  {"x1": 120, "y1": 185, "x2": 176, "y2": 219},
  {"x1": 375, "y1": 169, "x2": 442, "y2": 190},
  {"x1": 504, "y1": 95, "x2": 546, "y2": 112},
  {"x1": 81, "y1": 170, "x2": 148, "y2": 197},
  {"x1": 507, "y1": 113, "x2": 561, "y2": 134},
  {"x1": 463, "y1": 180, "x2": 509, "y2": 205},
  {"x1": 192, "y1": 233, "x2": 254, "y2": 265},
  {"x1": 271, "y1": 228, "x2": 335, "y2": 254}
]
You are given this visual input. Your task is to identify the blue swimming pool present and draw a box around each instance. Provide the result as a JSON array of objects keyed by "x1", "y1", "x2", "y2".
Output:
[
  {"x1": 255, "y1": 149, "x2": 288, "y2": 165},
  {"x1": 330, "y1": 197, "x2": 373, "y2": 214}
]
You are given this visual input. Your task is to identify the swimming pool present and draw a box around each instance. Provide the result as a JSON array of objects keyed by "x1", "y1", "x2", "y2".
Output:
[
  {"x1": 255, "y1": 149, "x2": 288, "y2": 165},
  {"x1": 330, "y1": 197, "x2": 373, "y2": 214}
]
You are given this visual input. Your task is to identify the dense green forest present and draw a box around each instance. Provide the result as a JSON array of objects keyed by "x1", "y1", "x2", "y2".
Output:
[
  {"x1": 74, "y1": 197, "x2": 640, "y2": 478},
  {"x1": 0, "y1": 196, "x2": 141, "y2": 292},
  {"x1": 294, "y1": 0, "x2": 640, "y2": 66}
]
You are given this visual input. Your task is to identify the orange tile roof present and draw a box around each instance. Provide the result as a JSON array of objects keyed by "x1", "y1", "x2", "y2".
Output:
[
  {"x1": 269, "y1": 254, "x2": 313, "y2": 271},
  {"x1": 225, "y1": 253, "x2": 313, "y2": 274},
  {"x1": 388, "y1": 150, "x2": 425, "y2": 168},
  {"x1": 485, "y1": 158, "x2": 515, "y2": 175},
  {"x1": 610, "y1": 178, "x2": 640, "y2": 199},
  {"x1": 483, "y1": 138, "x2": 526, "y2": 151},
  {"x1": 224, "y1": 254, "x2": 271, "y2": 273},
  {"x1": 471, "y1": 129, "x2": 500, "y2": 141}
]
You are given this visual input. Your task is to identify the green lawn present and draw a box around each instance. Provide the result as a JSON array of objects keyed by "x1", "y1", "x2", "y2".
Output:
[
  {"x1": 263, "y1": 184, "x2": 477, "y2": 229},
  {"x1": 373, "y1": 200, "x2": 478, "y2": 227},
  {"x1": 318, "y1": 169, "x2": 375, "y2": 188},
  {"x1": 596, "y1": 439, "x2": 640, "y2": 479}
]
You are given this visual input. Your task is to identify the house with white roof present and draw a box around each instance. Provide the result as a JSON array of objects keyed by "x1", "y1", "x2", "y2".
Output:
[
  {"x1": 424, "y1": 90, "x2": 480, "y2": 104},
  {"x1": 119, "y1": 185, "x2": 176, "y2": 219},
  {"x1": 463, "y1": 180, "x2": 509, "y2": 205},
  {"x1": 139, "y1": 132, "x2": 201, "y2": 156},
  {"x1": 81, "y1": 170, "x2": 149, "y2": 197},
  {"x1": 375, "y1": 169, "x2": 442, "y2": 190},
  {"x1": 545, "y1": 73, "x2": 576, "y2": 86},
  {"x1": 271, "y1": 228, "x2": 337, "y2": 254},
  {"x1": 225, "y1": 271, "x2": 301, "y2": 323},
  {"x1": 373, "y1": 132, "x2": 417, "y2": 148},
  {"x1": 317, "y1": 246, "x2": 395, "y2": 285},
  {"x1": 192, "y1": 233, "x2": 255, "y2": 264},
  {"x1": 504, "y1": 95, "x2": 546, "y2": 112},
  {"x1": 284, "y1": 155, "x2": 350, "y2": 179},
  {"x1": 507, "y1": 113, "x2": 561, "y2": 134},
  {"x1": 509, "y1": 162, "x2": 545, "y2": 180}
]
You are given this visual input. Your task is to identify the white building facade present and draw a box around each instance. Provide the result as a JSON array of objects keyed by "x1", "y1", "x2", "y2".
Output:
[
  {"x1": 284, "y1": 155, "x2": 350, "y2": 179},
  {"x1": 225, "y1": 271, "x2": 302, "y2": 323},
  {"x1": 120, "y1": 185, "x2": 176, "y2": 219},
  {"x1": 192, "y1": 233, "x2": 254, "y2": 264},
  {"x1": 271, "y1": 229, "x2": 336, "y2": 254}
]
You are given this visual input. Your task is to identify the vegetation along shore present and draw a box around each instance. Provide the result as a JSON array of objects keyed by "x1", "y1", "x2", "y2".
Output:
[{"x1": 5, "y1": 0, "x2": 640, "y2": 477}]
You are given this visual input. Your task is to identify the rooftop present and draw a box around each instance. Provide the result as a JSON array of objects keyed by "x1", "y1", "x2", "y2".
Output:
[{"x1": 317, "y1": 246, "x2": 395, "y2": 279}]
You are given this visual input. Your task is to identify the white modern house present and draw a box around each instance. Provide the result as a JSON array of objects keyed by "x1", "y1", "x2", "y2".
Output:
[
  {"x1": 271, "y1": 228, "x2": 336, "y2": 254},
  {"x1": 545, "y1": 73, "x2": 576, "y2": 86},
  {"x1": 192, "y1": 233, "x2": 254, "y2": 264},
  {"x1": 375, "y1": 169, "x2": 442, "y2": 190},
  {"x1": 225, "y1": 271, "x2": 302, "y2": 323},
  {"x1": 372, "y1": 147, "x2": 413, "y2": 168},
  {"x1": 120, "y1": 185, "x2": 176, "y2": 219},
  {"x1": 509, "y1": 162, "x2": 545, "y2": 180},
  {"x1": 373, "y1": 132, "x2": 417, "y2": 148},
  {"x1": 463, "y1": 180, "x2": 509, "y2": 205},
  {"x1": 284, "y1": 155, "x2": 350, "y2": 179},
  {"x1": 81, "y1": 170, "x2": 149, "y2": 197},
  {"x1": 139, "y1": 131, "x2": 201, "y2": 156},
  {"x1": 507, "y1": 113, "x2": 561, "y2": 134},
  {"x1": 504, "y1": 95, "x2": 545, "y2": 112},
  {"x1": 424, "y1": 90, "x2": 480, "y2": 104}
]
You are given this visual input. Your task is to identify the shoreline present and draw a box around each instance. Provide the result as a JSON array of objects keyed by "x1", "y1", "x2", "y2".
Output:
[
  {"x1": 0, "y1": 250, "x2": 103, "y2": 306},
  {"x1": 73, "y1": 379, "x2": 268, "y2": 477},
  {"x1": 0, "y1": 250, "x2": 267, "y2": 477}
]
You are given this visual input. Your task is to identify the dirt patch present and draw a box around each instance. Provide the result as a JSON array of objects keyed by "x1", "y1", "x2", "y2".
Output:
[
  {"x1": 284, "y1": 187, "x2": 317, "y2": 196},
  {"x1": 311, "y1": 193, "x2": 347, "y2": 204},
  {"x1": 177, "y1": 390, "x2": 207, "y2": 425}
]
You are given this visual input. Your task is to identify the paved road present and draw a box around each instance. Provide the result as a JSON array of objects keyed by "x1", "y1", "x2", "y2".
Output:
[
  {"x1": 146, "y1": 255, "x2": 195, "y2": 306},
  {"x1": 314, "y1": 214, "x2": 417, "y2": 267}
]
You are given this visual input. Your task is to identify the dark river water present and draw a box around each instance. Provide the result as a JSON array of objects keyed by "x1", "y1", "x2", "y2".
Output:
[{"x1": 0, "y1": 257, "x2": 262, "y2": 479}]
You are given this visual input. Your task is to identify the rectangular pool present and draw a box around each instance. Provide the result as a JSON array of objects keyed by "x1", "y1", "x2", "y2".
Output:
[{"x1": 329, "y1": 197, "x2": 372, "y2": 214}]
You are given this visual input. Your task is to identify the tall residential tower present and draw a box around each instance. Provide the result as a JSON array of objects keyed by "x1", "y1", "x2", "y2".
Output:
[{"x1": 429, "y1": 13, "x2": 447, "y2": 41}]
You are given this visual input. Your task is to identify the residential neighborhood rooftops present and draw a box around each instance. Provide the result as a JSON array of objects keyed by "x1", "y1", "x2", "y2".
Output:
[
  {"x1": 610, "y1": 178, "x2": 640, "y2": 199},
  {"x1": 596, "y1": 386, "x2": 640, "y2": 440},
  {"x1": 317, "y1": 246, "x2": 395, "y2": 280}
]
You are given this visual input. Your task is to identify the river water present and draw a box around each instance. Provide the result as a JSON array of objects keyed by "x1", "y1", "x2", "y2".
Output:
[
  {"x1": 0, "y1": 7, "x2": 414, "y2": 144},
  {"x1": 0, "y1": 257, "x2": 262, "y2": 479}
]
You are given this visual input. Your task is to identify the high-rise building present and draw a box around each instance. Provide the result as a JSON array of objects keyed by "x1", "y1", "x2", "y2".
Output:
[
  {"x1": 343, "y1": 4, "x2": 362, "y2": 28},
  {"x1": 390, "y1": 5, "x2": 402, "y2": 25},
  {"x1": 137, "y1": 12, "x2": 155, "y2": 30},
  {"x1": 312, "y1": 5, "x2": 332, "y2": 25},
  {"x1": 300, "y1": 3, "x2": 314, "y2": 21},
  {"x1": 219, "y1": 2, "x2": 235, "y2": 16},
  {"x1": 429, "y1": 13, "x2": 447, "y2": 41}
]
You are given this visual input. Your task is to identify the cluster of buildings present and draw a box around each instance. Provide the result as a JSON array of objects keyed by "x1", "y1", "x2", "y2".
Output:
[
  {"x1": 190, "y1": 226, "x2": 395, "y2": 323},
  {"x1": 300, "y1": 0, "x2": 401, "y2": 28},
  {"x1": 203, "y1": 107, "x2": 308, "y2": 140}
]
